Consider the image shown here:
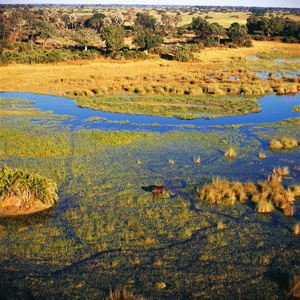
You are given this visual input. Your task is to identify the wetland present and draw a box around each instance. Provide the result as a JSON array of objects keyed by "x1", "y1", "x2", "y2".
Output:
[
  {"x1": 0, "y1": 10, "x2": 300, "y2": 297},
  {"x1": 0, "y1": 90, "x2": 299, "y2": 299}
]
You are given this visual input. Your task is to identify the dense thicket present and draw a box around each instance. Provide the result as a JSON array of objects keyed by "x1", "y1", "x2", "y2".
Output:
[{"x1": 247, "y1": 16, "x2": 300, "y2": 43}]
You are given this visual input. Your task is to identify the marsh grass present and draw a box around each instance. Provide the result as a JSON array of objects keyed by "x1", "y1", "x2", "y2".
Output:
[
  {"x1": 108, "y1": 287, "x2": 145, "y2": 300},
  {"x1": 194, "y1": 157, "x2": 201, "y2": 164},
  {"x1": 196, "y1": 174, "x2": 299, "y2": 215},
  {"x1": 0, "y1": 110, "x2": 300, "y2": 299},
  {"x1": 255, "y1": 200, "x2": 274, "y2": 213},
  {"x1": 225, "y1": 147, "x2": 237, "y2": 158},
  {"x1": 273, "y1": 166, "x2": 289, "y2": 176},
  {"x1": 293, "y1": 223, "x2": 300, "y2": 235},
  {"x1": 74, "y1": 94, "x2": 261, "y2": 119},
  {"x1": 259, "y1": 153, "x2": 266, "y2": 159},
  {"x1": 269, "y1": 138, "x2": 298, "y2": 151}
]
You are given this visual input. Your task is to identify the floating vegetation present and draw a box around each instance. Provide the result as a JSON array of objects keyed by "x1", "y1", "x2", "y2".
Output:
[{"x1": 293, "y1": 105, "x2": 300, "y2": 113}]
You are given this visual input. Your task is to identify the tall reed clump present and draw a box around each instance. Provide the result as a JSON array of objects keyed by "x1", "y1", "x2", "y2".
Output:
[
  {"x1": 250, "y1": 174, "x2": 297, "y2": 214},
  {"x1": 195, "y1": 177, "x2": 247, "y2": 205},
  {"x1": 108, "y1": 287, "x2": 145, "y2": 300},
  {"x1": 269, "y1": 138, "x2": 298, "y2": 151},
  {"x1": 0, "y1": 166, "x2": 58, "y2": 209},
  {"x1": 273, "y1": 166, "x2": 289, "y2": 176},
  {"x1": 196, "y1": 174, "x2": 299, "y2": 215},
  {"x1": 224, "y1": 147, "x2": 237, "y2": 158}
]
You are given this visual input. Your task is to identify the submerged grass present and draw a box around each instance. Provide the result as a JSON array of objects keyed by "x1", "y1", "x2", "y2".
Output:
[{"x1": 0, "y1": 112, "x2": 299, "y2": 299}]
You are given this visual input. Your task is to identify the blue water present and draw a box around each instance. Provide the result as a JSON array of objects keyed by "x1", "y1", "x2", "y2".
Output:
[{"x1": 0, "y1": 92, "x2": 299, "y2": 132}]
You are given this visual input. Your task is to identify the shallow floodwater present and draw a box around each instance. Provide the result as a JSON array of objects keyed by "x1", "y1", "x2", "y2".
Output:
[
  {"x1": 0, "y1": 92, "x2": 299, "y2": 131},
  {"x1": 0, "y1": 92, "x2": 299, "y2": 299}
]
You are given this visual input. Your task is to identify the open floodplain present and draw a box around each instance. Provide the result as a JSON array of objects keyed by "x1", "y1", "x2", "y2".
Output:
[
  {"x1": 0, "y1": 89, "x2": 299, "y2": 299},
  {"x1": 0, "y1": 27, "x2": 299, "y2": 298}
]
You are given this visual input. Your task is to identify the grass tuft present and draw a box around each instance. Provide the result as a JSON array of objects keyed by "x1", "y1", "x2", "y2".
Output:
[{"x1": 224, "y1": 147, "x2": 237, "y2": 158}]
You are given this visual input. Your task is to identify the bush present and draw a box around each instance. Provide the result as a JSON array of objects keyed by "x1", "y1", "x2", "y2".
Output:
[
  {"x1": 173, "y1": 48, "x2": 194, "y2": 62},
  {"x1": 243, "y1": 39, "x2": 253, "y2": 47},
  {"x1": 229, "y1": 43, "x2": 238, "y2": 48}
]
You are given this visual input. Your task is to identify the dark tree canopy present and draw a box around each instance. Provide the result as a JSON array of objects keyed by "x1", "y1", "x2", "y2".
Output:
[
  {"x1": 191, "y1": 16, "x2": 213, "y2": 41},
  {"x1": 227, "y1": 22, "x2": 249, "y2": 45},
  {"x1": 133, "y1": 29, "x2": 163, "y2": 50},
  {"x1": 101, "y1": 23, "x2": 125, "y2": 53},
  {"x1": 134, "y1": 12, "x2": 156, "y2": 31},
  {"x1": 85, "y1": 13, "x2": 106, "y2": 32},
  {"x1": 246, "y1": 16, "x2": 300, "y2": 42}
]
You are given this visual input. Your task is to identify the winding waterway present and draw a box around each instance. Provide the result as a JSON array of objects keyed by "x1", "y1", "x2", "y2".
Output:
[{"x1": 0, "y1": 91, "x2": 299, "y2": 132}]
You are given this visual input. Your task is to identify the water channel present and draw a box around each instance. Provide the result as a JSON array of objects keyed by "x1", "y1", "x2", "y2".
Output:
[{"x1": 0, "y1": 91, "x2": 299, "y2": 132}]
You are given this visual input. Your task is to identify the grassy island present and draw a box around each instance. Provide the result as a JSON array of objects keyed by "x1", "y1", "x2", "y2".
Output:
[{"x1": 0, "y1": 166, "x2": 58, "y2": 216}]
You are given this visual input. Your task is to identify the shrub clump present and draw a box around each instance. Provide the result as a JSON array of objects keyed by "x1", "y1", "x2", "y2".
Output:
[
  {"x1": 0, "y1": 166, "x2": 58, "y2": 215},
  {"x1": 243, "y1": 40, "x2": 253, "y2": 47},
  {"x1": 173, "y1": 47, "x2": 194, "y2": 62}
]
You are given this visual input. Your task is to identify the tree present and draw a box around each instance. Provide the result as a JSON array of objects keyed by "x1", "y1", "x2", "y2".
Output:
[
  {"x1": 133, "y1": 29, "x2": 163, "y2": 50},
  {"x1": 161, "y1": 13, "x2": 174, "y2": 30},
  {"x1": 114, "y1": 13, "x2": 124, "y2": 28},
  {"x1": 74, "y1": 28, "x2": 97, "y2": 51},
  {"x1": 0, "y1": 14, "x2": 12, "y2": 41},
  {"x1": 101, "y1": 23, "x2": 125, "y2": 53},
  {"x1": 135, "y1": 12, "x2": 156, "y2": 31},
  {"x1": 61, "y1": 13, "x2": 70, "y2": 28},
  {"x1": 227, "y1": 22, "x2": 249, "y2": 45},
  {"x1": 34, "y1": 19, "x2": 56, "y2": 47},
  {"x1": 126, "y1": 10, "x2": 135, "y2": 28},
  {"x1": 10, "y1": 10, "x2": 24, "y2": 40},
  {"x1": 210, "y1": 22, "x2": 226, "y2": 43},
  {"x1": 69, "y1": 13, "x2": 77, "y2": 31},
  {"x1": 191, "y1": 16, "x2": 213, "y2": 41},
  {"x1": 85, "y1": 13, "x2": 106, "y2": 33}
]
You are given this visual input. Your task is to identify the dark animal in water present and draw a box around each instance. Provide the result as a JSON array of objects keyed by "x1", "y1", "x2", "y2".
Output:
[{"x1": 152, "y1": 186, "x2": 166, "y2": 195}]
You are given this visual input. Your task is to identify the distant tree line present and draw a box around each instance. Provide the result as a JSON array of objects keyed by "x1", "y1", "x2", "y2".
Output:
[
  {"x1": 0, "y1": 5, "x2": 298, "y2": 64},
  {"x1": 247, "y1": 16, "x2": 300, "y2": 43}
]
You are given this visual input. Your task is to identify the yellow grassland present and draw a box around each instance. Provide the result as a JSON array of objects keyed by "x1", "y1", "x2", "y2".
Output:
[{"x1": 0, "y1": 41, "x2": 298, "y2": 95}]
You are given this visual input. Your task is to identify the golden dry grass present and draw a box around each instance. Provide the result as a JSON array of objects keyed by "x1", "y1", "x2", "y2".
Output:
[
  {"x1": 0, "y1": 110, "x2": 48, "y2": 116},
  {"x1": 1, "y1": 41, "x2": 298, "y2": 95}
]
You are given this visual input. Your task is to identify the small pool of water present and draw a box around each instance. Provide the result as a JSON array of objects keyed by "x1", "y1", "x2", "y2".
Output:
[{"x1": 0, "y1": 92, "x2": 299, "y2": 132}]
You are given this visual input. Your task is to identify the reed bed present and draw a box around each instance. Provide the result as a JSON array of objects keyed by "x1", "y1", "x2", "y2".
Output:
[
  {"x1": 269, "y1": 138, "x2": 298, "y2": 151},
  {"x1": 196, "y1": 174, "x2": 299, "y2": 216}
]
